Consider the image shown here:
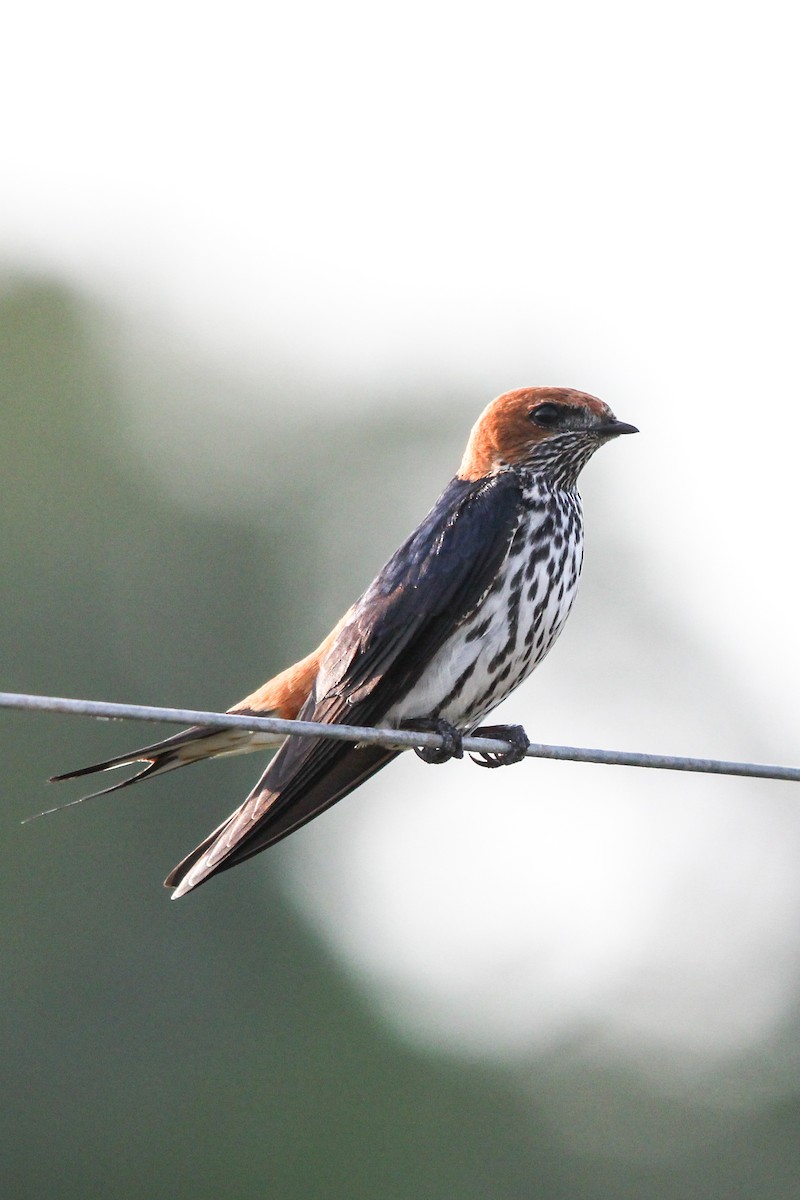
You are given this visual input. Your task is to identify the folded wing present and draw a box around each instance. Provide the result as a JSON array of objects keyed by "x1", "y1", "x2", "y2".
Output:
[{"x1": 167, "y1": 472, "x2": 523, "y2": 896}]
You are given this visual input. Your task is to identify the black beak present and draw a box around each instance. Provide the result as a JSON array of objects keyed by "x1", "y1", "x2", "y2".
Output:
[{"x1": 596, "y1": 417, "x2": 639, "y2": 438}]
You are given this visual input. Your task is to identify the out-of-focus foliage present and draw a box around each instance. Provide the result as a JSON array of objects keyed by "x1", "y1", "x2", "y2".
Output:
[{"x1": 3, "y1": 276, "x2": 800, "y2": 1200}]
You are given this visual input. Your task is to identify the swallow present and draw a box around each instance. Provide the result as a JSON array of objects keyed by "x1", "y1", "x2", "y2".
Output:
[{"x1": 52, "y1": 387, "x2": 637, "y2": 897}]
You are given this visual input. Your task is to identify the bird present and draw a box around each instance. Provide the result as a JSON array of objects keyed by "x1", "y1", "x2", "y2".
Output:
[{"x1": 51, "y1": 387, "x2": 637, "y2": 898}]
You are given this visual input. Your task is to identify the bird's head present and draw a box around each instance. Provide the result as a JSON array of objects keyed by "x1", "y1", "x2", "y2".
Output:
[{"x1": 458, "y1": 387, "x2": 638, "y2": 484}]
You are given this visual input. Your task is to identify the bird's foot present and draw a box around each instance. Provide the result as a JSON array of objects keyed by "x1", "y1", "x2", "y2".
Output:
[
  {"x1": 469, "y1": 724, "x2": 530, "y2": 768},
  {"x1": 403, "y1": 718, "x2": 464, "y2": 765}
]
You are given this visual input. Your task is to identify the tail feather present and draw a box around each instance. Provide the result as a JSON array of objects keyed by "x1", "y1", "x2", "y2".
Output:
[
  {"x1": 49, "y1": 742, "x2": 186, "y2": 784},
  {"x1": 48, "y1": 722, "x2": 284, "y2": 796},
  {"x1": 60, "y1": 758, "x2": 174, "y2": 798},
  {"x1": 24, "y1": 757, "x2": 181, "y2": 823}
]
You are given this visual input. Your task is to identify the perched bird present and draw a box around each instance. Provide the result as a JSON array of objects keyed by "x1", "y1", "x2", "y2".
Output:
[{"x1": 52, "y1": 387, "x2": 637, "y2": 897}]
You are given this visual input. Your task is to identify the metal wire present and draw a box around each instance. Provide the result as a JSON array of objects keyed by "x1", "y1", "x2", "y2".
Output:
[{"x1": 2, "y1": 690, "x2": 799, "y2": 783}]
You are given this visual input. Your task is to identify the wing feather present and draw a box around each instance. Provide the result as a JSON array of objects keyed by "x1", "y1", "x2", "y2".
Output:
[{"x1": 168, "y1": 473, "x2": 523, "y2": 895}]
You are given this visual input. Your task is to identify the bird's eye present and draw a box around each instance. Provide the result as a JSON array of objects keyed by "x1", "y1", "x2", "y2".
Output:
[{"x1": 529, "y1": 403, "x2": 562, "y2": 428}]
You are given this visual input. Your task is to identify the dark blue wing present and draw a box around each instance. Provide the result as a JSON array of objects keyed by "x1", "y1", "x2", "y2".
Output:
[{"x1": 166, "y1": 472, "x2": 524, "y2": 894}]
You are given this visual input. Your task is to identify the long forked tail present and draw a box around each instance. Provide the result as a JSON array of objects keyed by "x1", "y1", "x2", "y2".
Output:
[
  {"x1": 44, "y1": 614, "x2": 356, "y2": 820},
  {"x1": 44, "y1": 722, "x2": 284, "y2": 812}
]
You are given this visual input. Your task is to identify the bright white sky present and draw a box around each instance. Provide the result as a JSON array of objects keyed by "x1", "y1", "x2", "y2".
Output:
[{"x1": 5, "y1": 0, "x2": 800, "y2": 1125}]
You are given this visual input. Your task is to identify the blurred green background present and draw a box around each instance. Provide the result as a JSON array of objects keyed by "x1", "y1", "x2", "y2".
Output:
[{"x1": 3, "y1": 276, "x2": 800, "y2": 1199}]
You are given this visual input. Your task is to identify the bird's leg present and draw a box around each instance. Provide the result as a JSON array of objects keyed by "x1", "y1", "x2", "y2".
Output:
[
  {"x1": 403, "y1": 718, "x2": 465, "y2": 765},
  {"x1": 468, "y1": 724, "x2": 530, "y2": 768}
]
